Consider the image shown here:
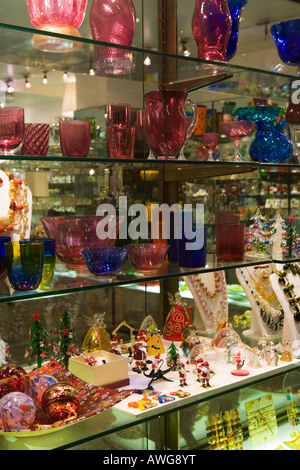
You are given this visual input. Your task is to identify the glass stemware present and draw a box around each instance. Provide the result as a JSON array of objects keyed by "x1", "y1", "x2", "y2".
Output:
[
  {"x1": 203, "y1": 133, "x2": 219, "y2": 161},
  {"x1": 220, "y1": 121, "x2": 255, "y2": 161},
  {"x1": 136, "y1": 109, "x2": 155, "y2": 160},
  {"x1": 271, "y1": 19, "x2": 300, "y2": 76},
  {"x1": 0, "y1": 107, "x2": 24, "y2": 155}
]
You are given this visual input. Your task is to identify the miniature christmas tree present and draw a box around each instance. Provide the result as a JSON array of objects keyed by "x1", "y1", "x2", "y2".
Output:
[
  {"x1": 166, "y1": 341, "x2": 180, "y2": 369},
  {"x1": 246, "y1": 208, "x2": 269, "y2": 257},
  {"x1": 52, "y1": 310, "x2": 80, "y2": 370},
  {"x1": 269, "y1": 211, "x2": 286, "y2": 259},
  {"x1": 281, "y1": 215, "x2": 300, "y2": 258},
  {"x1": 25, "y1": 311, "x2": 50, "y2": 369}
]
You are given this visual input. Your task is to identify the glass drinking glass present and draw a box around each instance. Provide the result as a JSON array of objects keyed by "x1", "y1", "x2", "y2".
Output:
[
  {"x1": 21, "y1": 123, "x2": 49, "y2": 157},
  {"x1": 106, "y1": 104, "x2": 131, "y2": 127},
  {"x1": 220, "y1": 120, "x2": 255, "y2": 161},
  {"x1": 59, "y1": 121, "x2": 91, "y2": 158},
  {"x1": 107, "y1": 125, "x2": 135, "y2": 159},
  {"x1": 5, "y1": 240, "x2": 44, "y2": 291},
  {"x1": 203, "y1": 133, "x2": 219, "y2": 161},
  {"x1": 0, "y1": 236, "x2": 11, "y2": 282},
  {"x1": 136, "y1": 109, "x2": 155, "y2": 159},
  {"x1": 24, "y1": 238, "x2": 56, "y2": 289},
  {"x1": 0, "y1": 107, "x2": 24, "y2": 155}
]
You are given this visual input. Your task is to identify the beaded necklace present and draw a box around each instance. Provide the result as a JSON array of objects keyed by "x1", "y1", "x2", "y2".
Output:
[
  {"x1": 240, "y1": 267, "x2": 283, "y2": 331},
  {"x1": 275, "y1": 263, "x2": 300, "y2": 323},
  {"x1": 189, "y1": 271, "x2": 227, "y2": 327},
  {"x1": 0, "y1": 172, "x2": 28, "y2": 238}
]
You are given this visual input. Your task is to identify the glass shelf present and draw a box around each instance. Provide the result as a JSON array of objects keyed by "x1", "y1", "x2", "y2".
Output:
[{"x1": 1, "y1": 253, "x2": 297, "y2": 304}]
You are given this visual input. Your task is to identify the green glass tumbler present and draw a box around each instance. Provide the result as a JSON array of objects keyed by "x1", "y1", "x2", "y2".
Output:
[{"x1": 5, "y1": 241, "x2": 44, "y2": 291}]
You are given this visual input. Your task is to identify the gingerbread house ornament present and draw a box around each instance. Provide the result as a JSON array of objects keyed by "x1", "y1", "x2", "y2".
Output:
[{"x1": 163, "y1": 292, "x2": 193, "y2": 342}]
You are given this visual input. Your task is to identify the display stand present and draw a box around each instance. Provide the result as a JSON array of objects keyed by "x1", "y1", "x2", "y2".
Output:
[
  {"x1": 270, "y1": 264, "x2": 300, "y2": 344},
  {"x1": 236, "y1": 265, "x2": 282, "y2": 341},
  {"x1": 183, "y1": 270, "x2": 227, "y2": 335},
  {"x1": 0, "y1": 170, "x2": 32, "y2": 241}
]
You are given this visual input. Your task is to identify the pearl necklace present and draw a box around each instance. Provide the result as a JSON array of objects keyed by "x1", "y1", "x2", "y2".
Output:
[
  {"x1": 240, "y1": 268, "x2": 283, "y2": 331},
  {"x1": 189, "y1": 271, "x2": 227, "y2": 327},
  {"x1": 0, "y1": 172, "x2": 28, "y2": 238}
]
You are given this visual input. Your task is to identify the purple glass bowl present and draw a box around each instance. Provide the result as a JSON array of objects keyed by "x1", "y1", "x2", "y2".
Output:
[
  {"x1": 41, "y1": 216, "x2": 120, "y2": 269},
  {"x1": 81, "y1": 246, "x2": 129, "y2": 278},
  {"x1": 127, "y1": 243, "x2": 169, "y2": 273}
]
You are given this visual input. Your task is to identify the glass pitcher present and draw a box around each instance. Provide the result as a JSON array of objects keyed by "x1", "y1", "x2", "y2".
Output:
[{"x1": 143, "y1": 90, "x2": 198, "y2": 160}]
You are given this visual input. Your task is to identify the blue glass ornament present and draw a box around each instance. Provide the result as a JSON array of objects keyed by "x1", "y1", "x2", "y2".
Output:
[{"x1": 226, "y1": 0, "x2": 248, "y2": 61}]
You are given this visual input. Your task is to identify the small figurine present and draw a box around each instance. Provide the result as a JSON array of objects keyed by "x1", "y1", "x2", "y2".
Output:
[
  {"x1": 132, "y1": 339, "x2": 148, "y2": 373},
  {"x1": 178, "y1": 362, "x2": 188, "y2": 387},
  {"x1": 110, "y1": 335, "x2": 122, "y2": 355},
  {"x1": 231, "y1": 350, "x2": 249, "y2": 376},
  {"x1": 196, "y1": 357, "x2": 204, "y2": 382},
  {"x1": 198, "y1": 361, "x2": 214, "y2": 388},
  {"x1": 280, "y1": 340, "x2": 293, "y2": 362},
  {"x1": 152, "y1": 353, "x2": 163, "y2": 373}
]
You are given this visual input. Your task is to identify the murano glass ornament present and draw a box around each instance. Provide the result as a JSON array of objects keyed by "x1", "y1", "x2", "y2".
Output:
[
  {"x1": 89, "y1": 0, "x2": 136, "y2": 75},
  {"x1": 233, "y1": 106, "x2": 294, "y2": 163},
  {"x1": 192, "y1": 0, "x2": 232, "y2": 62},
  {"x1": 26, "y1": 0, "x2": 88, "y2": 52},
  {"x1": 226, "y1": 0, "x2": 248, "y2": 61},
  {"x1": 271, "y1": 19, "x2": 300, "y2": 76}
]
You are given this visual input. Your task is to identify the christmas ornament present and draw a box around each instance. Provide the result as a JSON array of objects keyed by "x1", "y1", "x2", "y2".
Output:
[
  {"x1": 281, "y1": 215, "x2": 300, "y2": 258},
  {"x1": 52, "y1": 310, "x2": 80, "y2": 370},
  {"x1": 163, "y1": 292, "x2": 192, "y2": 341},
  {"x1": 82, "y1": 313, "x2": 111, "y2": 353},
  {"x1": 0, "y1": 364, "x2": 27, "y2": 381},
  {"x1": 27, "y1": 374, "x2": 58, "y2": 408},
  {"x1": 0, "y1": 392, "x2": 36, "y2": 431},
  {"x1": 269, "y1": 211, "x2": 286, "y2": 259},
  {"x1": 246, "y1": 208, "x2": 269, "y2": 258},
  {"x1": 145, "y1": 322, "x2": 165, "y2": 355},
  {"x1": 41, "y1": 381, "x2": 80, "y2": 422},
  {"x1": 0, "y1": 383, "x2": 15, "y2": 400}
]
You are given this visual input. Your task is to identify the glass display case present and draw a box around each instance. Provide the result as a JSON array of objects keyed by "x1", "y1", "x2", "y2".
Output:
[{"x1": 0, "y1": 0, "x2": 300, "y2": 451}]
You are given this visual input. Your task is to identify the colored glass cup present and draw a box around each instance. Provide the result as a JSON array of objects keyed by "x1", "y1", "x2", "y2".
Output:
[
  {"x1": 21, "y1": 123, "x2": 49, "y2": 157},
  {"x1": 271, "y1": 19, "x2": 300, "y2": 74},
  {"x1": 0, "y1": 107, "x2": 24, "y2": 155},
  {"x1": 226, "y1": 0, "x2": 248, "y2": 61},
  {"x1": 59, "y1": 121, "x2": 91, "y2": 158},
  {"x1": 27, "y1": 0, "x2": 88, "y2": 52},
  {"x1": 216, "y1": 223, "x2": 245, "y2": 261},
  {"x1": 81, "y1": 246, "x2": 129, "y2": 279},
  {"x1": 5, "y1": 241, "x2": 44, "y2": 291},
  {"x1": 106, "y1": 104, "x2": 131, "y2": 127},
  {"x1": 24, "y1": 238, "x2": 56, "y2": 288},
  {"x1": 0, "y1": 236, "x2": 11, "y2": 282},
  {"x1": 107, "y1": 125, "x2": 135, "y2": 159}
]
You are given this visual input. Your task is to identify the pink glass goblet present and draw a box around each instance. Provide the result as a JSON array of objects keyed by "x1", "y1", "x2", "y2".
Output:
[
  {"x1": 106, "y1": 103, "x2": 131, "y2": 127},
  {"x1": 0, "y1": 107, "x2": 24, "y2": 155},
  {"x1": 26, "y1": 0, "x2": 88, "y2": 52},
  {"x1": 220, "y1": 120, "x2": 255, "y2": 161},
  {"x1": 59, "y1": 121, "x2": 91, "y2": 158},
  {"x1": 203, "y1": 133, "x2": 219, "y2": 161},
  {"x1": 136, "y1": 109, "x2": 155, "y2": 160}
]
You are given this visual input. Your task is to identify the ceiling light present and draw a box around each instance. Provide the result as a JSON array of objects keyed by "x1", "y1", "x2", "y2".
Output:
[
  {"x1": 24, "y1": 76, "x2": 31, "y2": 89},
  {"x1": 6, "y1": 81, "x2": 14, "y2": 93},
  {"x1": 42, "y1": 71, "x2": 48, "y2": 84},
  {"x1": 63, "y1": 71, "x2": 68, "y2": 80},
  {"x1": 144, "y1": 56, "x2": 151, "y2": 66}
]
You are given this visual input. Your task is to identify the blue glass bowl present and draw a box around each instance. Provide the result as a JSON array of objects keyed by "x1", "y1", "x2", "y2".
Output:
[
  {"x1": 81, "y1": 246, "x2": 129, "y2": 278},
  {"x1": 271, "y1": 19, "x2": 300, "y2": 67},
  {"x1": 233, "y1": 106, "x2": 284, "y2": 122}
]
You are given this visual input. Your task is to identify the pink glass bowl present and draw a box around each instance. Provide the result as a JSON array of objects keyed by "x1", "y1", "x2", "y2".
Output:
[
  {"x1": 0, "y1": 107, "x2": 24, "y2": 155},
  {"x1": 27, "y1": 0, "x2": 88, "y2": 51},
  {"x1": 41, "y1": 216, "x2": 120, "y2": 269},
  {"x1": 126, "y1": 243, "x2": 169, "y2": 273},
  {"x1": 220, "y1": 120, "x2": 255, "y2": 138}
]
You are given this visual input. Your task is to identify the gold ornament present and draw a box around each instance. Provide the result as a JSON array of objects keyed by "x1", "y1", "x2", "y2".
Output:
[{"x1": 82, "y1": 313, "x2": 111, "y2": 353}]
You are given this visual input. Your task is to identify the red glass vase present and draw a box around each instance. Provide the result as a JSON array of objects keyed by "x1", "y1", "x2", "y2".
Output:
[
  {"x1": 192, "y1": 0, "x2": 232, "y2": 62},
  {"x1": 89, "y1": 0, "x2": 136, "y2": 74}
]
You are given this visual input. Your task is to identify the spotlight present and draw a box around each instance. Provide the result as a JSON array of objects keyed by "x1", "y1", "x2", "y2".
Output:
[{"x1": 42, "y1": 71, "x2": 48, "y2": 84}]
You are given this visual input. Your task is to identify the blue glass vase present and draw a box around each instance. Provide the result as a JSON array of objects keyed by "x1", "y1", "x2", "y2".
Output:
[
  {"x1": 271, "y1": 19, "x2": 300, "y2": 75},
  {"x1": 233, "y1": 106, "x2": 294, "y2": 163},
  {"x1": 226, "y1": 0, "x2": 248, "y2": 62}
]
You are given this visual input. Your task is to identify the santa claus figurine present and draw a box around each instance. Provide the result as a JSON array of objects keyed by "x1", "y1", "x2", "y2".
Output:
[
  {"x1": 152, "y1": 353, "x2": 163, "y2": 373},
  {"x1": 178, "y1": 362, "x2": 188, "y2": 387},
  {"x1": 110, "y1": 335, "x2": 122, "y2": 355},
  {"x1": 198, "y1": 361, "x2": 214, "y2": 388},
  {"x1": 132, "y1": 338, "x2": 148, "y2": 373},
  {"x1": 196, "y1": 357, "x2": 204, "y2": 382}
]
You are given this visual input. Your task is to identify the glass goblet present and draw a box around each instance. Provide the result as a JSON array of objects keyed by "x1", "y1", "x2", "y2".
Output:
[
  {"x1": 202, "y1": 133, "x2": 219, "y2": 161},
  {"x1": 0, "y1": 107, "x2": 24, "y2": 155},
  {"x1": 220, "y1": 120, "x2": 255, "y2": 161},
  {"x1": 136, "y1": 109, "x2": 155, "y2": 159}
]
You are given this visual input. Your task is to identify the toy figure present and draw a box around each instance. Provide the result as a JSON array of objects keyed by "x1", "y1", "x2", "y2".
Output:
[
  {"x1": 132, "y1": 339, "x2": 148, "y2": 373},
  {"x1": 196, "y1": 357, "x2": 204, "y2": 382},
  {"x1": 110, "y1": 335, "x2": 122, "y2": 355},
  {"x1": 152, "y1": 353, "x2": 163, "y2": 373},
  {"x1": 178, "y1": 362, "x2": 188, "y2": 387},
  {"x1": 198, "y1": 361, "x2": 214, "y2": 388},
  {"x1": 231, "y1": 350, "x2": 249, "y2": 376}
]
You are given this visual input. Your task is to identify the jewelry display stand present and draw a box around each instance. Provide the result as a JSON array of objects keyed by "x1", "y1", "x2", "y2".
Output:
[
  {"x1": 0, "y1": 170, "x2": 32, "y2": 241},
  {"x1": 236, "y1": 265, "x2": 283, "y2": 341},
  {"x1": 183, "y1": 270, "x2": 227, "y2": 335},
  {"x1": 270, "y1": 264, "x2": 300, "y2": 344}
]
